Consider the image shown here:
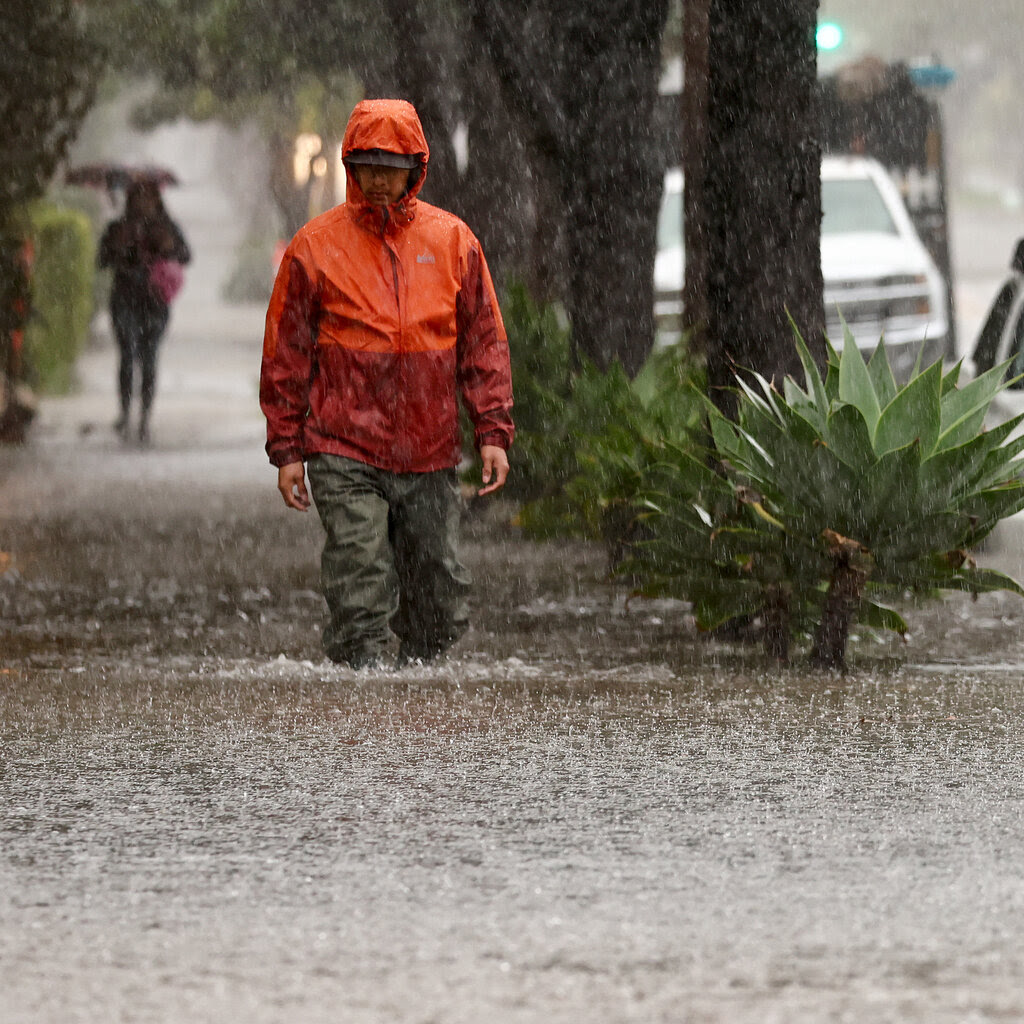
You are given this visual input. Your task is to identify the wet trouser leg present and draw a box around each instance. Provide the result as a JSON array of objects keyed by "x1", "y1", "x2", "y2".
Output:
[
  {"x1": 138, "y1": 307, "x2": 168, "y2": 439},
  {"x1": 307, "y1": 455, "x2": 396, "y2": 666},
  {"x1": 111, "y1": 294, "x2": 168, "y2": 437},
  {"x1": 306, "y1": 454, "x2": 470, "y2": 667},
  {"x1": 116, "y1": 343, "x2": 134, "y2": 427},
  {"x1": 389, "y1": 468, "x2": 470, "y2": 661},
  {"x1": 111, "y1": 304, "x2": 136, "y2": 427}
]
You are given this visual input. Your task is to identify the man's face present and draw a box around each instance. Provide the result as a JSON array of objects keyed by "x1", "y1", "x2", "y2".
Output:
[{"x1": 352, "y1": 163, "x2": 411, "y2": 206}]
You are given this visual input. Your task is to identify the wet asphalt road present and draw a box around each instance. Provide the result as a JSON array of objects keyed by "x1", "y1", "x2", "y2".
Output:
[{"x1": 3, "y1": 309, "x2": 1024, "y2": 1022}]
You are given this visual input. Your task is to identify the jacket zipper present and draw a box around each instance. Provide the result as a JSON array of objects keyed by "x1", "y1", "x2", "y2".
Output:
[
  {"x1": 389, "y1": 249, "x2": 401, "y2": 319},
  {"x1": 381, "y1": 210, "x2": 401, "y2": 324},
  {"x1": 382, "y1": 212, "x2": 405, "y2": 470}
]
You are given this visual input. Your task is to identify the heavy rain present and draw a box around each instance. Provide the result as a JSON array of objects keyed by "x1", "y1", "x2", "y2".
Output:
[{"x1": 4, "y1": 2, "x2": 1024, "y2": 1022}]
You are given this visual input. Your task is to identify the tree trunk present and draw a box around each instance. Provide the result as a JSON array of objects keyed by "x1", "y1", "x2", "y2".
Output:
[
  {"x1": 375, "y1": 0, "x2": 462, "y2": 217},
  {"x1": 468, "y1": 0, "x2": 670, "y2": 377},
  {"x1": 558, "y1": 0, "x2": 669, "y2": 377},
  {"x1": 458, "y1": 34, "x2": 556, "y2": 296},
  {"x1": 682, "y1": 0, "x2": 710, "y2": 353},
  {"x1": 811, "y1": 557, "x2": 868, "y2": 670},
  {"x1": 761, "y1": 583, "x2": 791, "y2": 663},
  {"x1": 703, "y1": 0, "x2": 826, "y2": 414}
]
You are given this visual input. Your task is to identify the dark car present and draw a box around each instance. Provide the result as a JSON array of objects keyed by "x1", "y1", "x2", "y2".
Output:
[{"x1": 972, "y1": 239, "x2": 1024, "y2": 386}]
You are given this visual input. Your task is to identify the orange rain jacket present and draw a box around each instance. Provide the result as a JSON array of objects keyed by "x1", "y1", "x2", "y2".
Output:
[{"x1": 260, "y1": 99, "x2": 514, "y2": 473}]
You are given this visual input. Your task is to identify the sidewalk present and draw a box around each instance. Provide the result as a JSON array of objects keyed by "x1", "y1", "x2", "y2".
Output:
[
  {"x1": 0, "y1": 297, "x2": 273, "y2": 519},
  {"x1": 63, "y1": 299, "x2": 268, "y2": 446}
]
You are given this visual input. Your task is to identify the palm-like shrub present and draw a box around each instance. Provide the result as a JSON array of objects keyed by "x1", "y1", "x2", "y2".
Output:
[
  {"x1": 633, "y1": 331, "x2": 1024, "y2": 668},
  {"x1": 495, "y1": 281, "x2": 576, "y2": 504},
  {"x1": 516, "y1": 342, "x2": 705, "y2": 565},
  {"x1": 482, "y1": 280, "x2": 705, "y2": 563}
]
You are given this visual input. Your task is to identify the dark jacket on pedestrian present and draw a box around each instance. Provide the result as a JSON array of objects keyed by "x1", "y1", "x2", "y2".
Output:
[{"x1": 98, "y1": 183, "x2": 190, "y2": 313}]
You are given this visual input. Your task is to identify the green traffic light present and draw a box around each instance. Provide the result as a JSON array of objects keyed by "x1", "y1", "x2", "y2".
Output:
[{"x1": 816, "y1": 22, "x2": 843, "y2": 51}]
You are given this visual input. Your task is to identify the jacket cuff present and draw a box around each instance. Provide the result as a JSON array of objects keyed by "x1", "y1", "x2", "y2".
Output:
[
  {"x1": 476, "y1": 432, "x2": 510, "y2": 451},
  {"x1": 269, "y1": 446, "x2": 304, "y2": 467}
]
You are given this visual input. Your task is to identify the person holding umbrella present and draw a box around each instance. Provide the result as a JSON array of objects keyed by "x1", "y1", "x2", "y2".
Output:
[{"x1": 96, "y1": 177, "x2": 190, "y2": 443}]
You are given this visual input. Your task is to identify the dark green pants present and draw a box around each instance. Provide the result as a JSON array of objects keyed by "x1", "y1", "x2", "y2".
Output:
[{"x1": 306, "y1": 454, "x2": 470, "y2": 666}]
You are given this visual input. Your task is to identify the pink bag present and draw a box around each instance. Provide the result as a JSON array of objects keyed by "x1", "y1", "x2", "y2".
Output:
[{"x1": 149, "y1": 259, "x2": 185, "y2": 304}]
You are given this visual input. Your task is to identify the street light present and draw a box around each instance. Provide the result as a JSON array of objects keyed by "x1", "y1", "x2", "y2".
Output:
[{"x1": 816, "y1": 22, "x2": 843, "y2": 52}]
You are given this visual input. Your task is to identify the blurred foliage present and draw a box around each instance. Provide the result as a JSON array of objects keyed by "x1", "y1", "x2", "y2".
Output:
[
  {"x1": 78, "y1": 0, "x2": 368, "y2": 246},
  {"x1": 483, "y1": 281, "x2": 705, "y2": 564},
  {"x1": 1, "y1": 3, "x2": 102, "y2": 429},
  {"x1": 496, "y1": 281, "x2": 575, "y2": 503},
  {"x1": 47, "y1": 183, "x2": 113, "y2": 322},
  {"x1": 24, "y1": 202, "x2": 96, "y2": 395},
  {"x1": 629, "y1": 328, "x2": 1024, "y2": 668},
  {"x1": 78, "y1": 0, "x2": 382, "y2": 156},
  {"x1": 0, "y1": 5, "x2": 102, "y2": 212},
  {"x1": 81, "y1": 1, "x2": 381, "y2": 111}
]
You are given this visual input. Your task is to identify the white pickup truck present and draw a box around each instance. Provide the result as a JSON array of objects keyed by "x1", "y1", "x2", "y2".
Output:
[{"x1": 654, "y1": 154, "x2": 949, "y2": 377}]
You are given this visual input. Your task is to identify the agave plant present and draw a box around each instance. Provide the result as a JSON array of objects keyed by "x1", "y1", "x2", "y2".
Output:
[{"x1": 633, "y1": 330, "x2": 1024, "y2": 668}]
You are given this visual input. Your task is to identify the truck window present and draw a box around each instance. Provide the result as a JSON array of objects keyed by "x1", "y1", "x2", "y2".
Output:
[
  {"x1": 657, "y1": 187, "x2": 683, "y2": 252},
  {"x1": 822, "y1": 179, "x2": 898, "y2": 236}
]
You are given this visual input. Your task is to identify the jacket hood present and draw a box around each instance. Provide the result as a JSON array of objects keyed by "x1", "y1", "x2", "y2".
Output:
[{"x1": 342, "y1": 99, "x2": 429, "y2": 213}]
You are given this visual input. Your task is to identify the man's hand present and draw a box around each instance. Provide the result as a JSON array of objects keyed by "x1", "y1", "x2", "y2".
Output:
[
  {"x1": 278, "y1": 461, "x2": 310, "y2": 510},
  {"x1": 478, "y1": 445, "x2": 509, "y2": 497}
]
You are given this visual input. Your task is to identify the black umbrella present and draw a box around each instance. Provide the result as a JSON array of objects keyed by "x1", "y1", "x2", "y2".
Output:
[{"x1": 65, "y1": 163, "x2": 180, "y2": 191}]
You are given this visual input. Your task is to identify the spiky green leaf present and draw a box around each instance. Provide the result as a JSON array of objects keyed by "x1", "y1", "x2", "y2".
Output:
[
  {"x1": 859, "y1": 440, "x2": 923, "y2": 538},
  {"x1": 823, "y1": 402, "x2": 876, "y2": 476},
  {"x1": 858, "y1": 599, "x2": 909, "y2": 636},
  {"x1": 873, "y1": 359, "x2": 942, "y2": 456},
  {"x1": 793, "y1": 325, "x2": 829, "y2": 420},
  {"x1": 936, "y1": 359, "x2": 1013, "y2": 450},
  {"x1": 838, "y1": 332, "x2": 882, "y2": 435},
  {"x1": 941, "y1": 360, "x2": 962, "y2": 394},
  {"x1": 866, "y1": 339, "x2": 898, "y2": 408}
]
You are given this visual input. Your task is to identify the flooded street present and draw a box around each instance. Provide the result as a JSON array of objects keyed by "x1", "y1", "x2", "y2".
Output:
[
  {"x1": 5, "y1": 654, "x2": 1024, "y2": 1024},
  {"x1": 4, "y1": 306, "x2": 1024, "y2": 1022}
]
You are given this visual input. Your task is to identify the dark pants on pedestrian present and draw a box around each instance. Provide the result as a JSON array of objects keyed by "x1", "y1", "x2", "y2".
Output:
[
  {"x1": 306, "y1": 454, "x2": 471, "y2": 667},
  {"x1": 110, "y1": 289, "x2": 169, "y2": 437}
]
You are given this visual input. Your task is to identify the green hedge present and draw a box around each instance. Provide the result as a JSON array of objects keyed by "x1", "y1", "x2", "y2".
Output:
[{"x1": 25, "y1": 201, "x2": 96, "y2": 394}]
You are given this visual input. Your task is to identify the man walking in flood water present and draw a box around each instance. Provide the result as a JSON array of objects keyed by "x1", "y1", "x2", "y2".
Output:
[{"x1": 260, "y1": 98, "x2": 514, "y2": 669}]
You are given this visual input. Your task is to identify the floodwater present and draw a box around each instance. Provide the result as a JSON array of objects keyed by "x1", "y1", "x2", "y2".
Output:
[{"x1": 4, "y1": 434, "x2": 1024, "y2": 1023}]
